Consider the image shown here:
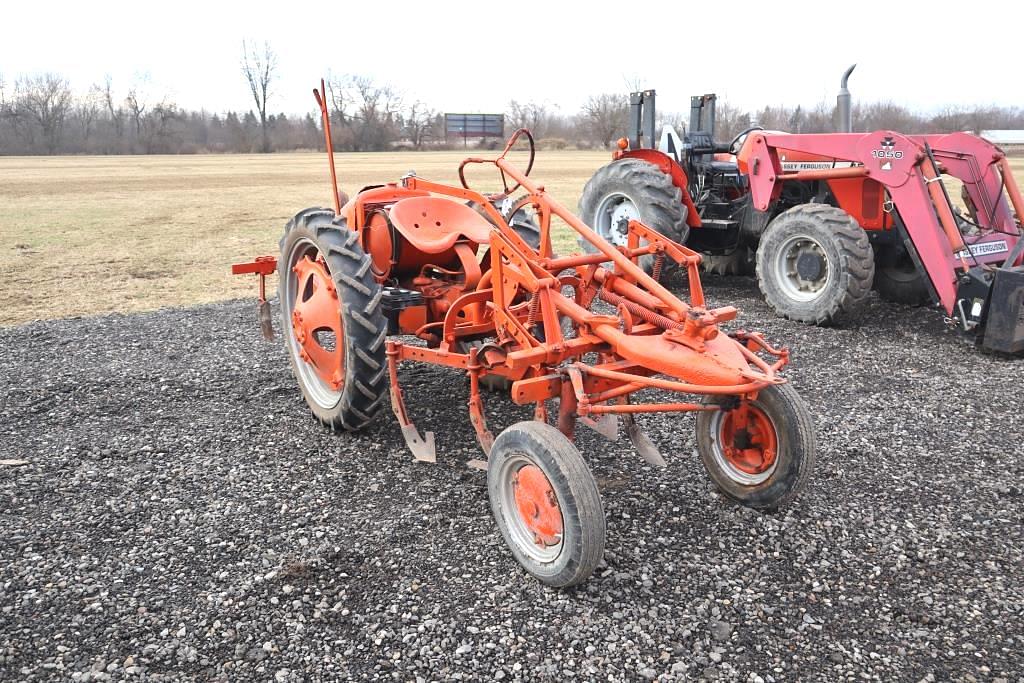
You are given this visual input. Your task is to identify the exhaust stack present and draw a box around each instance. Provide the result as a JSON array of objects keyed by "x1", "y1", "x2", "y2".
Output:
[{"x1": 837, "y1": 64, "x2": 856, "y2": 133}]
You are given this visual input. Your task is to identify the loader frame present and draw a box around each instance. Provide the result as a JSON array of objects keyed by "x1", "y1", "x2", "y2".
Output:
[{"x1": 739, "y1": 131, "x2": 1024, "y2": 332}]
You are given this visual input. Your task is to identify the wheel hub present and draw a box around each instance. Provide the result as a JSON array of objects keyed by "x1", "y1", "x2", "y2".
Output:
[
  {"x1": 595, "y1": 193, "x2": 640, "y2": 248},
  {"x1": 290, "y1": 256, "x2": 344, "y2": 391},
  {"x1": 720, "y1": 403, "x2": 778, "y2": 477},
  {"x1": 796, "y1": 251, "x2": 825, "y2": 281},
  {"x1": 779, "y1": 236, "x2": 830, "y2": 299},
  {"x1": 512, "y1": 465, "x2": 563, "y2": 547}
]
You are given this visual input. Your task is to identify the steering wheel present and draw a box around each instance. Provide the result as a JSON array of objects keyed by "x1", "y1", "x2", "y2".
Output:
[
  {"x1": 459, "y1": 128, "x2": 536, "y2": 197},
  {"x1": 729, "y1": 126, "x2": 765, "y2": 155}
]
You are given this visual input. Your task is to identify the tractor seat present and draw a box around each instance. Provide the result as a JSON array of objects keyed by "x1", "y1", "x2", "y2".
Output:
[{"x1": 388, "y1": 196, "x2": 495, "y2": 254}]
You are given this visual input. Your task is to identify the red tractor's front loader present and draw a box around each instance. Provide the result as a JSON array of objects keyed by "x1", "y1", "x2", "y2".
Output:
[
  {"x1": 738, "y1": 131, "x2": 1024, "y2": 353},
  {"x1": 231, "y1": 81, "x2": 817, "y2": 587},
  {"x1": 580, "y1": 73, "x2": 1024, "y2": 354}
]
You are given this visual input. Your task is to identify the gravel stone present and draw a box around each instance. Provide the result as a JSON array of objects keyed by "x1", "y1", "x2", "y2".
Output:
[{"x1": 2, "y1": 281, "x2": 1023, "y2": 681}]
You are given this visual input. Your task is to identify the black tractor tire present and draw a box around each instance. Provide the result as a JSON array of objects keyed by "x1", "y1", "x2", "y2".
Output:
[
  {"x1": 488, "y1": 421, "x2": 605, "y2": 587},
  {"x1": 873, "y1": 246, "x2": 932, "y2": 306},
  {"x1": 469, "y1": 197, "x2": 541, "y2": 250},
  {"x1": 755, "y1": 204, "x2": 874, "y2": 325},
  {"x1": 696, "y1": 383, "x2": 816, "y2": 511},
  {"x1": 701, "y1": 247, "x2": 755, "y2": 277},
  {"x1": 578, "y1": 158, "x2": 689, "y2": 273},
  {"x1": 502, "y1": 197, "x2": 542, "y2": 250},
  {"x1": 278, "y1": 208, "x2": 388, "y2": 431}
]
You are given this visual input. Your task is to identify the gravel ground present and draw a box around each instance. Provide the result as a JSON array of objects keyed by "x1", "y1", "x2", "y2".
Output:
[{"x1": 2, "y1": 276, "x2": 1023, "y2": 682}]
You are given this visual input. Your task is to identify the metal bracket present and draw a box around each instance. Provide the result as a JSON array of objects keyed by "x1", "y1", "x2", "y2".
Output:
[
  {"x1": 578, "y1": 413, "x2": 619, "y2": 441},
  {"x1": 386, "y1": 341, "x2": 436, "y2": 463},
  {"x1": 622, "y1": 407, "x2": 666, "y2": 468},
  {"x1": 467, "y1": 347, "x2": 495, "y2": 462}
]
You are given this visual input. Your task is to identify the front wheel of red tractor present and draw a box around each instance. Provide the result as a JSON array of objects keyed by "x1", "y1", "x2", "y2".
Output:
[
  {"x1": 487, "y1": 422, "x2": 605, "y2": 587},
  {"x1": 695, "y1": 383, "x2": 816, "y2": 511},
  {"x1": 278, "y1": 208, "x2": 388, "y2": 431}
]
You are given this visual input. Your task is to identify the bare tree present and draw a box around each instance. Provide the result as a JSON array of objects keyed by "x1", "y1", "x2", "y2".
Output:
[
  {"x1": 102, "y1": 75, "x2": 125, "y2": 140},
  {"x1": 241, "y1": 40, "x2": 277, "y2": 153},
  {"x1": 713, "y1": 100, "x2": 752, "y2": 140},
  {"x1": 14, "y1": 74, "x2": 72, "y2": 153},
  {"x1": 404, "y1": 100, "x2": 437, "y2": 149},
  {"x1": 75, "y1": 86, "x2": 103, "y2": 147},
  {"x1": 581, "y1": 94, "x2": 628, "y2": 148},
  {"x1": 125, "y1": 85, "x2": 147, "y2": 138},
  {"x1": 506, "y1": 100, "x2": 551, "y2": 138}
]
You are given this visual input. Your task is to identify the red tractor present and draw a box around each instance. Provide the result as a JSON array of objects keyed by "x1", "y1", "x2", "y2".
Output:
[
  {"x1": 232, "y1": 81, "x2": 816, "y2": 587},
  {"x1": 580, "y1": 69, "x2": 1024, "y2": 353}
]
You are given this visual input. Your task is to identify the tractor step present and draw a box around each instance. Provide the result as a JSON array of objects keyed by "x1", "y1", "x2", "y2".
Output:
[
  {"x1": 698, "y1": 218, "x2": 739, "y2": 231},
  {"x1": 382, "y1": 287, "x2": 426, "y2": 335}
]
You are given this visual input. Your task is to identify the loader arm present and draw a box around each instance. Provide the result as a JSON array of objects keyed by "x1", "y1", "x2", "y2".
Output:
[{"x1": 740, "y1": 131, "x2": 1024, "y2": 319}]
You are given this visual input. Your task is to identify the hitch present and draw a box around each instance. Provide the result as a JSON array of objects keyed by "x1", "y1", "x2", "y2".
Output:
[{"x1": 231, "y1": 256, "x2": 278, "y2": 340}]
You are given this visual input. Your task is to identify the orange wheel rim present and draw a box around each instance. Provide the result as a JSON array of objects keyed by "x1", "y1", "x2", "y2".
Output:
[
  {"x1": 719, "y1": 402, "x2": 778, "y2": 476},
  {"x1": 512, "y1": 465, "x2": 563, "y2": 547},
  {"x1": 290, "y1": 255, "x2": 344, "y2": 390}
]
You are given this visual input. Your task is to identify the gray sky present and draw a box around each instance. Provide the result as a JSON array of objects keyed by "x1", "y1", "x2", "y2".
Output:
[{"x1": 3, "y1": 0, "x2": 1021, "y2": 118}]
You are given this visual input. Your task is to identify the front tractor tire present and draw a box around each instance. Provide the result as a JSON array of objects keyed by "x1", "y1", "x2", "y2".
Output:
[
  {"x1": 279, "y1": 208, "x2": 388, "y2": 431},
  {"x1": 755, "y1": 204, "x2": 874, "y2": 325},
  {"x1": 578, "y1": 158, "x2": 688, "y2": 273},
  {"x1": 488, "y1": 421, "x2": 605, "y2": 587},
  {"x1": 696, "y1": 383, "x2": 816, "y2": 511}
]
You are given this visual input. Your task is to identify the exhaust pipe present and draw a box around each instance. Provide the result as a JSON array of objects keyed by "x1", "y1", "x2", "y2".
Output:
[{"x1": 837, "y1": 64, "x2": 856, "y2": 133}]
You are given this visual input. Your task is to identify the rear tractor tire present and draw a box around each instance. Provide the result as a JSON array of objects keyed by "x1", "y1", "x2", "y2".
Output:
[
  {"x1": 696, "y1": 383, "x2": 816, "y2": 511},
  {"x1": 279, "y1": 208, "x2": 388, "y2": 431},
  {"x1": 578, "y1": 158, "x2": 689, "y2": 274},
  {"x1": 873, "y1": 245, "x2": 932, "y2": 306},
  {"x1": 488, "y1": 421, "x2": 605, "y2": 587},
  {"x1": 755, "y1": 204, "x2": 874, "y2": 325}
]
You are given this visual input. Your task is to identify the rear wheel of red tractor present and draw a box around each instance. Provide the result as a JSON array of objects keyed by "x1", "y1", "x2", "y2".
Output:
[
  {"x1": 487, "y1": 421, "x2": 605, "y2": 587},
  {"x1": 695, "y1": 383, "x2": 816, "y2": 511},
  {"x1": 279, "y1": 208, "x2": 388, "y2": 431},
  {"x1": 578, "y1": 158, "x2": 689, "y2": 274}
]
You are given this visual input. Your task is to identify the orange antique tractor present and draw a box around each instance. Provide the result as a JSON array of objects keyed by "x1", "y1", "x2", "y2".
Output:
[
  {"x1": 233, "y1": 81, "x2": 816, "y2": 587},
  {"x1": 581, "y1": 69, "x2": 1024, "y2": 353}
]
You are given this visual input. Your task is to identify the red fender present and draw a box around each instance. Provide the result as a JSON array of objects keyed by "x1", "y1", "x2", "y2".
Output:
[{"x1": 614, "y1": 148, "x2": 702, "y2": 228}]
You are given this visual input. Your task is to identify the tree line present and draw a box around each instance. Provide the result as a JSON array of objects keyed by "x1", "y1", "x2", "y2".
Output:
[{"x1": 2, "y1": 68, "x2": 1022, "y2": 156}]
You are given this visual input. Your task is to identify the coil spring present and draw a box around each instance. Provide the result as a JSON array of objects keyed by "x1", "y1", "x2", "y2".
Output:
[
  {"x1": 598, "y1": 288, "x2": 682, "y2": 331},
  {"x1": 526, "y1": 292, "x2": 541, "y2": 327},
  {"x1": 651, "y1": 252, "x2": 666, "y2": 283}
]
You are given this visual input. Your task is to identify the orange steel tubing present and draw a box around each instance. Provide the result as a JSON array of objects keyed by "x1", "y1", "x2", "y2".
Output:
[
  {"x1": 541, "y1": 246, "x2": 657, "y2": 272},
  {"x1": 492, "y1": 155, "x2": 688, "y2": 318},
  {"x1": 920, "y1": 159, "x2": 969, "y2": 268},
  {"x1": 575, "y1": 363, "x2": 777, "y2": 397},
  {"x1": 313, "y1": 80, "x2": 341, "y2": 216},
  {"x1": 592, "y1": 268, "x2": 669, "y2": 312},
  {"x1": 586, "y1": 402, "x2": 718, "y2": 414}
]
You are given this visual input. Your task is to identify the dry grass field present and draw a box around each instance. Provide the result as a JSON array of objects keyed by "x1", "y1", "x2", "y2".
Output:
[
  {"x1": 1, "y1": 152, "x2": 1021, "y2": 326},
  {"x1": 0, "y1": 151, "x2": 607, "y2": 326}
]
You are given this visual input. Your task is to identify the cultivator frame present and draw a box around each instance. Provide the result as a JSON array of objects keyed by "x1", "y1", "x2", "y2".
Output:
[{"x1": 232, "y1": 85, "x2": 815, "y2": 586}]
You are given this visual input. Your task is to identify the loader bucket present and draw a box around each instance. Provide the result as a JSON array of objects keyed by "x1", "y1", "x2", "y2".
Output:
[{"x1": 981, "y1": 266, "x2": 1024, "y2": 354}]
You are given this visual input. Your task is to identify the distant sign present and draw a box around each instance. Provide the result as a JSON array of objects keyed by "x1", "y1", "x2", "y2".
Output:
[{"x1": 445, "y1": 113, "x2": 504, "y2": 141}]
